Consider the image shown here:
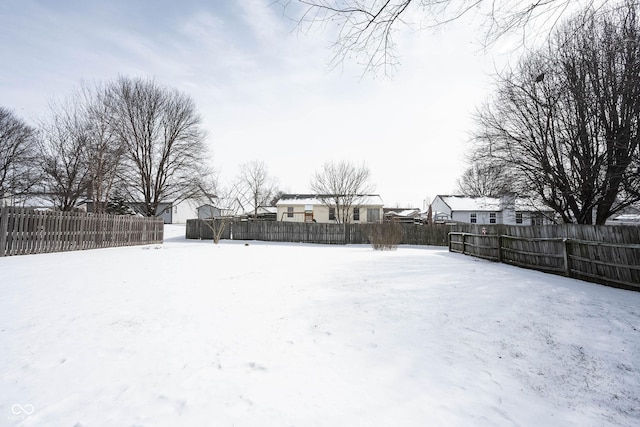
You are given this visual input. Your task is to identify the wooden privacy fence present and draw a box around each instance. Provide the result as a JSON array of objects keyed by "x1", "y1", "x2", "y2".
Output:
[
  {"x1": 186, "y1": 219, "x2": 450, "y2": 246},
  {"x1": 448, "y1": 224, "x2": 640, "y2": 291},
  {"x1": 232, "y1": 221, "x2": 357, "y2": 244},
  {"x1": 185, "y1": 219, "x2": 232, "y2": 241},
  {"x1": 0, "y1": 207, "x2": 164, "y2": 257}
]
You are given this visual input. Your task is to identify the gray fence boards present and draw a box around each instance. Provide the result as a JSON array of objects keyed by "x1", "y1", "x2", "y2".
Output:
[
  {"x1": 186, "y1": 220, "x2": 450, "y2": 246},
  {"x1": 186, "y1": 219, "x2": 232, "y2": 241},
  {"x1": 449, "y1": 224, "x2": 640, "y2": 291},
  {"x1": 0, "y1": 207, "x2": 164, "y2": 257},
  {"x1": 232, "y1": 221, "x2": 354, "y2": 244}
]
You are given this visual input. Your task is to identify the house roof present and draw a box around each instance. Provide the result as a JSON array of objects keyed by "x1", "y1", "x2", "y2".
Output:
[
  {"x1": 435, "y1": 195, "x2": 551, "y2": 212},
  {"x1": 384, "y1": 208, "x2": 421, "y2": 217},
  {"x1": 436, "y1": 195, "x2": 501, "y2": 211},
  {"x1": 611, "y1": 214, "x2": 640, "y2": 222},
  {"x1": 197, "y1": 204, "x2": 221, "y2": 210},
  {"x1": 276, "y1": 194, "x2": 384, "y2": 206},
  {"x1": 260, "y1": 206, "x2": 277, "y2": 214}
]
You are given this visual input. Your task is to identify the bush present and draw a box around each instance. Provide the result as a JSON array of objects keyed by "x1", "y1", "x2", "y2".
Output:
[{"x1": 365, "y1": 222, "x2": 404, "y2": 250}]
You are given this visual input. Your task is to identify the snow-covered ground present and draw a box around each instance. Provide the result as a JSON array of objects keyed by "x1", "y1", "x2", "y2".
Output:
[{"x1": 1, "y1": 224, "x2": 639, "y2": 426}]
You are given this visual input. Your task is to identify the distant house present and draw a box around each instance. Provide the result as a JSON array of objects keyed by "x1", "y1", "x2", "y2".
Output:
[
  {"x1": 431, "y1": 194, "x2": 555, "y2": 225},
  {"x1": 606, "y1": 213, "x2": 640, "y2": 225},
  {"x1": 84, "y1": 199, "x2": 198, "y2": 224},
  {"x1": 276, "y1": 194, "x2": 384, "y2": 224},
  {"x1": 1, "y1": 195, "x2": 57, "y2": 211},
  {"x1": 197, "y1": 204, "x2": 223, "y2": 219},
  {"x1": 166, "y1": 199, "x2": 199, "y2": 224},
  {"x1": 244, "y1": 206, "x2": 277, "y2": 221},
  {"x1": 196, "y1": 203, "x2": 238, "y2": 220},
  {"x1": 384, "y1": 208, "x2": 423, "y2": 224}
]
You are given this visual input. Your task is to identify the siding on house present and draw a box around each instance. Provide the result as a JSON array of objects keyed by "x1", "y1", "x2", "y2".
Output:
[
  {"x1": 84, "y1": 199, "x2": 199, "y2": 224},
  {"x1": 276, "y1": 194, "x2": 384, "y2": 224},
  {"x1": 170, "y1": 199, "x2": 199, "y2": 224},
  {"x1": 431, "y1": 195, "x2": 554, "y2": 225},
  {"x1": 197, "y1": 204, "x2": 222, "y2": 219}
]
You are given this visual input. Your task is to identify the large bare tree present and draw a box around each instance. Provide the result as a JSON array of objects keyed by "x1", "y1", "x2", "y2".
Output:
[
  {"x1": 237, "y1": 160, "x2": 278, "y2": 219},
  {"x1": 310, "y1": 160, "x2": 375, "y2": 223},
  {"x1": 39, "y1": 98, "x2": 92, "y2": 211},
  {"x1": 278, "y1": 0, "x2": 621, "y2": 75},
  {"x1": 39, "y1": 85, "x2": 125, "y2": 212},
  {"x1": 107, "y1": 76, "x2": 208, "y2": 217},
  {"x1": 473, "y1": 1, "x2": 640, "y2": 224},
  {"x1": 457, "y1": 162, "x2": 514, "y2": 197},
  {"x1": 0, "y1": 107, "x2": 39, "y2": 206},
  {"x1": 83, "y1": 83, "x2": 125, "y2": 214}
]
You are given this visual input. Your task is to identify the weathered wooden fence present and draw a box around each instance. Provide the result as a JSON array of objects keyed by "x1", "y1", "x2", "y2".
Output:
[
  {"x1": 185, "y1": 219, "x2": 232, "y2": 241},
  {"x1": 448, "y1": 224, "x2": 640, "y2": 291},
  {"x1": 186, "y1": 220, "x2": 450, "y2": 246},
  {"x1": 0, "y1": 207, "x2": 164, "y2": 257}
]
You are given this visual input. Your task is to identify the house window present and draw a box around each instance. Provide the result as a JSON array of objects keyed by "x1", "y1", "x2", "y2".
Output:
[
  {"x1": 353, "y1": 208, "x2": 360, "y2": 221},
  {"x1": 367, "y1": 208, "x2": 380, "y2": 223},
  {"x1": 532, "y1": 213, "x2": 544, "y2": 226},
  {"x1": 287, "y1": 207, "x2": 293, "y2": 218},
  {"x1": 470, "y1": 213, "x2": 477, "y2": 223},
  {"x1": 489, "y1": 212, "x2": 496, "y2": 224},
  {"x1": 329, "y1": 207, "x2": 336, "y2": 221},
  {"x1": 516, "y1": 212, "x2": 523, "y2": 224}
]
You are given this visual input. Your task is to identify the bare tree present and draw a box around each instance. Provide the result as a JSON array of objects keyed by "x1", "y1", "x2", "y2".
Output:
[
  {"x1": 237, "y1": 160, "x2": 278, "y2": 219},
  {"x1": 278, "y1": 0, "x2": 620, "y2": 75},
  {"x1": 38, "y1": 85, "x2": 126, "y2": 212},
  {"x1": 107, "y1": 76, "x2": 208, "y2": 217},
  {"x1": 457, "y1": 162, "x2": 514, "y2": 197},
  {"x1": 39, "y1": 98, "x2": 92, "y2": 211},
  {"x1": 473, "y1": 1, "x2": 640, "y2": 224},
  {"x1": 0, "y1": 107, "x2": 39, "y2": 206},
  {"x1": 270, "y1": 190, "x2": 286, "y2": 206},
  {"x1": 195, "y1": 175, "x2": 243, "y2": 244},
  {"x1": 83, "y1": 83, "x2": 125, "y2": 214},
  {"x1": 310, "y1": 160, "x2": 375, "y2": 223}
]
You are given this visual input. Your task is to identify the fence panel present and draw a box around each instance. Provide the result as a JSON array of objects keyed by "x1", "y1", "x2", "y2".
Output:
[
  {"x1": 0, "y1": 207, "x2": 164, "y2": 257},
  {"x1": 449, "y1": 224, "x2": 640, "y2": 291},
  {"x1": 186, "y1": 220, "x2": 451, "y2": 246}
]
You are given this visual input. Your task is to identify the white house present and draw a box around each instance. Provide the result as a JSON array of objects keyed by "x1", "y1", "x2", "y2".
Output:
[
  {"x1": 168, "y1": 199, "x2": 200, "y2": 224},
  {"x1": 431, "y1": 195, "x2": 554, "y2": 225},
  {"x1": 81, "y1": 199, "x2": 198, "y2": 224},
  {"x1": 276, "y1": 194, "x2": 384, "y2": 224}
]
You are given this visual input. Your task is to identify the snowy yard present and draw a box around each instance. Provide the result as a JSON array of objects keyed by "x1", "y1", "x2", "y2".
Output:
[{"x1": 1, "y1": 224, "x2": 639, "y2": 426}]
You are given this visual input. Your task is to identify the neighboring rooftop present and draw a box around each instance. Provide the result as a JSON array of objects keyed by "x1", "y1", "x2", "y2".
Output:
[{"x1": 276, "y1": 194, "x2": 384, "y2": 206}]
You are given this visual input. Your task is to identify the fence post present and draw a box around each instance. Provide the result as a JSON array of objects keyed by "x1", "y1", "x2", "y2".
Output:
[
  {"x1": 0, "y1": 208, "x2": 9, "y2": 257},
  {"x1": 562, "y1": 238, "x2": 571, "y2": 277},
  {"x1": 497, "y1": 234, "x2": 503, "y2": 263},
  {"x1": 462, "y1": 233, "x2": 466, "y2": 255}
]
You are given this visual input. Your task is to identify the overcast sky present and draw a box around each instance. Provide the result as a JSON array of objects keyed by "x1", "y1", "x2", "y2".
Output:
[{"x1": 0, "y1": 0, "x2": 509, "y2": 208}]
